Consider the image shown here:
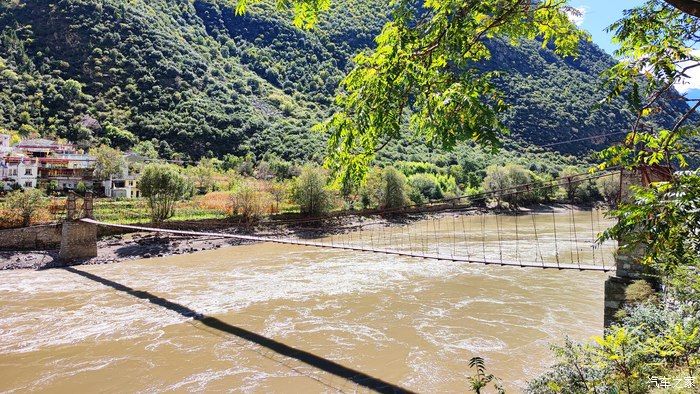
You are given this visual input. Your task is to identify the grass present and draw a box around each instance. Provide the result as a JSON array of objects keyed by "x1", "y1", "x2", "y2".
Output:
[{"x1": 93, "y1": 197, "x2": 228, "y2": 224}]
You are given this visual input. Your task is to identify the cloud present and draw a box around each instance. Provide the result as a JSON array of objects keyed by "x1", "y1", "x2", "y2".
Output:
[
  {"x1": 566, "y1": 6, "x2": 586, "y2": 26},
  {"x1": 675, "y1": 50, "x2": 700, "y2": 95}
]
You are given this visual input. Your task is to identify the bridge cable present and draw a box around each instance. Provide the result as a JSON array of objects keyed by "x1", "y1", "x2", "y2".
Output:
[
  {"x1": 496, "y1": 212, "x2": 504, "y2": 265},
  {"x1": 531, "y1": 210, "x2": 545, "y2": 266},
  {"x1": 452, "y1": 215, "x2": 457, "y2": 259},
  {"x1": 514, "y1": 189, "x2": 521, "y2": 267},
  {"x1": 551, "y1": 210, "x2": 561, "y2": 269},
  {"x1": 481, "y1": 212, "x2": 487, "y2": 263},
  {"x1": 595, "y1": 207, "x2": 607, "y2": 271},
  {"x1": 589, "y1": 208, "x2": 598, "y2": 268}
]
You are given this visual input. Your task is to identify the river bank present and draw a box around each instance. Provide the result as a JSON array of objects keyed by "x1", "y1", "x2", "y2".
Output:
[{"x1": 0, "y1": 203, "x2": 602, "y2": 270}]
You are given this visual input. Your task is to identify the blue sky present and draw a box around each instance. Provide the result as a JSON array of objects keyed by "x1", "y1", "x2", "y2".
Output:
[
  {"x1": 569, "y1": 0, "x2": 645, "y2": 55},
  {"x1": 571, "y1": 0, "x2": 700, "y2": 98}
]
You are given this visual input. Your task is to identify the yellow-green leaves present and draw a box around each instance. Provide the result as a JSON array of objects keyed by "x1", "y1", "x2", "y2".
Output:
[
  {"x1": 234, "y1": 0, "x2": 587, "y2": 185},
  {"x1": 234, "y1": 0, "x2": 330, "y2": 29}
]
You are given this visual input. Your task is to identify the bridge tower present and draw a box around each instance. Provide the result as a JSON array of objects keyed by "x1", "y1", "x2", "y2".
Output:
[
  {"x1": 603, "y1": 166, "x2": 672, "y2": 326},
  {"x1": 58, "y1": 191, "x2": 98, "y2": 263}
]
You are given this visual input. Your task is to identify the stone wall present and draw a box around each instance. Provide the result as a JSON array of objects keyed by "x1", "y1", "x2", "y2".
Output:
[{"x1": 0, "y1": 224, "x2": 62, "y2": 251}]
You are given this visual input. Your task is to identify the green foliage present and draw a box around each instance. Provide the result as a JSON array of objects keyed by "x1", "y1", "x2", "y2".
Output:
[
  {"x1": 407, "y1": 173, "x2": 443, "y2": 204},
  {"x1": 187, "y1": 158, "x2": 219, "y2": 194},
  {"x1": 596, "y1": 172, "x2": 622, "y2": 207},
  {"x1": 558, "y1": 166, "x2": 600, "y2": 204},
  {"x1": 529, "y1": 303, "x2": 700, "y2": 393},
  {"x1": 290, "y1": 164, "x2": 334, "y2": 215},
  {"x1": 625, "y1": 280, "x2": 657, "y2": 305},
  {"x1": 360, "y1": 166, "x2": 408, "y2": 209},
  {"x1": 482, "y1": 164, "x2": 539, "y2": 207},
  {"x1": 45, "y1": 180, "x2": 59, "y2": 195},
  {"x1": 601, "y1": 170, "x2": 700, "y2": 277},
  {"x1": 319, "y1": 0, "x2": 587, "y2": 186},
  {"x1": 91, "y1": 145, "x2": 126, "y2": 180},
  {"x1": 75, "y1": 181, "x2": 87, "y2": 193},
  {"x1": 4, "y1": 188, "x2": 46, "y2": 227},
  {"x1": 0, "y1": 0, "x2": 690, "y2": 175},
  {"x1": 467, "y1": 357, "x2": 504, "y2": 394},
  {"x1": 229, "y1": 181, "x2": 271, "y2": 223},
  {"x1": 139, "y1": 163, "x2": 190, "y2": 222}
]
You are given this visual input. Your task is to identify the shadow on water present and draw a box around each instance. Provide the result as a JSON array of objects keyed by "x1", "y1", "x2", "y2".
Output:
[{"x1": 62, "y1": 267, "x2": 414, "y2": 394}]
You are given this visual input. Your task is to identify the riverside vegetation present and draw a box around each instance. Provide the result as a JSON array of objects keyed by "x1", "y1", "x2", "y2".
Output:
[{"x1": 1, "y1": 0, "x2": 700, "y2": 392}]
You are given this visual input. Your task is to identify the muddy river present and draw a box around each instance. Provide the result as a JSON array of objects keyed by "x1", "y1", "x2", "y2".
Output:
[{"x1": 0, "y1": 210, "x2": 615, "y2": 392}]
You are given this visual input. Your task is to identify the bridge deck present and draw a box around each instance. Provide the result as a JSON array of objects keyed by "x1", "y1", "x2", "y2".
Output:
[{"x1": 82, "y1": 219, "x2": 613, "y2": 272}]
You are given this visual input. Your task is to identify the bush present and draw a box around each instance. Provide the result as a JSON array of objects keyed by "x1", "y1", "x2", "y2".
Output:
[
  {"x1": 4, "y1": 188, "x2": 46, "y2": 227},
  {"x1": 482, "y1": 164, "x2": 536, "y2": 207},
  {"x1": 596, "y1": 172, "x2": 623, "y2": 207},
  {"x1": 360, "y1": 167, "x2": 409, "y2": 209},
  {"x1": 407, "y1": 173, "x2": 443, "y2": 203},
  {"x1": 559, "y1": 166, "x2": 601, "y2": 204},
  {"x1": 230, "y1": 181, "x2": 272, "y2": 223},
  {"x1": 291, "y1": 165, "x2": 334, "y2": 215},
  {"x1": 625, "y1": 280, "x2": 657, "y2": 305},
  {"x1": 139, "y1": 163, "x2": 190, "y2": 222}
]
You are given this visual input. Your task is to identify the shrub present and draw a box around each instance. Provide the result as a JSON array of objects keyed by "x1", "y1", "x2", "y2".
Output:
[
  {"x1": 596, "y1": 172, "x2": 623, "y2": 207},
  {"x1": 230, "y1": 181, "x2": 271, "y2": 223},
  {"x1": 265, "y1": 180, "x2": 289, "y2": 212},
  {"x1": 4, "y1": 188, "x2": 46, "y2": 227},
  {"x1": 559, "y1": 166, "x2": 601, "y2": 204},
  {"x1": 625, "y1": 280, "x2": 657, "y2": 304},
  {"x1": 482, "y1": 164, "x2": 536, "y2": 207},
  {"x1": 407, "y1": 173, "x2": 443, "y2": 203},
  {"x1": 290, "y1": 165, "x2": 334, "y2": 215},
  {"x1": 139, "y1": 163, "x2": 190, "y2": 222},
  {"x1": 200, "y1": 191, "x2": 233, "y2": 214},
  {"x1": 360, "y1": 167, "x2": 409, "y2": 209}
]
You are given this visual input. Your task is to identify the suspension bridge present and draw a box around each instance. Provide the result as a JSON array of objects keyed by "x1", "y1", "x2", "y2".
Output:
[{"x1": 62, "y1": 169, "x2": 628, "y2": 273}]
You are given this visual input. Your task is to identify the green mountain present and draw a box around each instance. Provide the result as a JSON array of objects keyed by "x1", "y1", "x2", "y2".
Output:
[{"x1": 0, "y1": 0, "x2": 691, "y2": 163}]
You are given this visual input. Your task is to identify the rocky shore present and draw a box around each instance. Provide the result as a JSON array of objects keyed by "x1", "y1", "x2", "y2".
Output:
[
  {"x1": 0, "y1": 214, "x2": 404, "y2": 270},
  {"x1": 0, "y1": 203, "x2": 587, "y2": 271}
]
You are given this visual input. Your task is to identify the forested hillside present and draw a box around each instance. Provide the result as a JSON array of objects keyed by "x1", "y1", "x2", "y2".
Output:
[{"x1": 0, "y1": 0, "x2": 691, "y2": 162}]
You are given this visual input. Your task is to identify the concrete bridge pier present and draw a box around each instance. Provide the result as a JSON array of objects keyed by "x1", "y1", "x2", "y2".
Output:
[
  {"x1": 58, "y1": 191, "x2": 97, "y2": 263},
  {"x1": 603, "y1": 245, "x2": 653, "y2": 326},
  {"x1": 603, "y1": 166, "x2": 671, "y2": 327}
]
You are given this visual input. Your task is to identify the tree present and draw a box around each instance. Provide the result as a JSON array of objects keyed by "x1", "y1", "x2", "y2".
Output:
[
  {"x1": 187, "y1": 158, "x2": 218, "y2": 194},
  {"x1": 75, "y1": 181, "x2": 87, "y2": 194},
  {"x1": 407, "y1": 173, "x2": 443, "y2": 204},
  {"x1": 596, "y1": 172, "x2": 623, "y2": 207},
  {"x1": 139, "y1": 163, "x2": 189, "y2": 222},
  {"x1": 314, "y1": 0, "x2": 585, "y2": 186},
  {"x1": 379, "y1": 167, "x2": 409, "y2": 209},
  {"x1": 4, "y1": 188, "x2": 46, "y2": 227},
  {"x1": 482, "y1": 164, "x2": 536, "y2": 207},
  {"x1": 290, "y1": 165, "x2": 334, "y2": 215},
  {"x1": 132, "y1": 140, "x2": 159, "y2": 160},
  {"x1": 91, "y1": 145, "x2": 126, "y2": 180},
  {"x1": 266, "y1": 180, "x2": 289, "y2": 212},
  {"x1": 230, "y1": 181, "x2": 271, "y2": 224},
  {"x1": 360, "y1": 167, "x2": 409, "y2": 209}
]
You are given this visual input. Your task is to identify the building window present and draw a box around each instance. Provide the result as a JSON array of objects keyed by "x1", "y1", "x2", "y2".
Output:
[
  {"x1": 10, "y1": 169, "x2": 17, "y2": 176},
  {"x1": 25, "y1": 168, "x2": 32, "y2": 175},
  {"x1": 24, "y1": 181, "x2": 32, "y2": 187}
]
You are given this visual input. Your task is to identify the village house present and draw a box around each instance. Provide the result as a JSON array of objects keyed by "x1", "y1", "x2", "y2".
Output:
[
  {"x1": 1, "y1": 135, "x2": 96, "y2": 191},
  {"x1": 102, "y1": 174, "x2": 140, "y2": 199},
  {"x1": 0, "y1": 134, "x2": 148, "y2": 198},
  {"x1": 1, "y1": 156, "x2": 39, "y2": 190}
]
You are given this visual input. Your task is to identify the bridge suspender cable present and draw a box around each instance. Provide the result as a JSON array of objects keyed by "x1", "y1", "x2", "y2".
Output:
[{"x1": 81, "y1": 218, "x2": 613, "y2": 272}]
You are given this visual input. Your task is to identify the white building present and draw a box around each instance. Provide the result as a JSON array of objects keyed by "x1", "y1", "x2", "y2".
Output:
[
  {"x1": 102, "y1": 174, "x2": 140, "y2": 199},
  {"x1": 0, "y1": 134, "x2": 11, "y2": 155},
  {"x1": 1, "y1": 156, "x2": 39, "y2": 190}
]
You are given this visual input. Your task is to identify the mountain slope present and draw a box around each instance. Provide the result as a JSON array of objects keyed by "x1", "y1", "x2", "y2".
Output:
[{"x1": 0, "y1": 0, "x2": 692, "y2": 162}]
